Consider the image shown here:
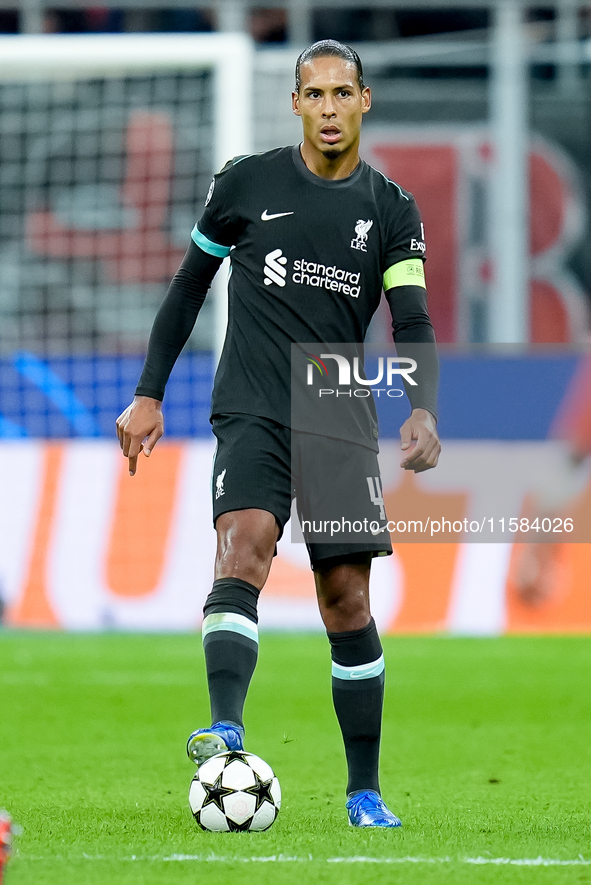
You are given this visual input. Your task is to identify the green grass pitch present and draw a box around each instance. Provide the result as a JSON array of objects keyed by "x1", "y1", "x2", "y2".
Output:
[{"x1": 1, "y1": 632, "x2": 591, "y2": 885}]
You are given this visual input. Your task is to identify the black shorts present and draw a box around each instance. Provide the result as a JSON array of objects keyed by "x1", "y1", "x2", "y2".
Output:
[{"x1": 211, "y1": 413, "x2": 392, "y2": 566}]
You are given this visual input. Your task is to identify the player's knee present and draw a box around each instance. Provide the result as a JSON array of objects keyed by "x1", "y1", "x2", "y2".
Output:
[
  {"x1": 320, "y1": 587, "x2": 370, "y2": 618},
  {"x1": 215, "y1": 510, "x2": 278, "y2": 585},
  {"x1": 316, "y1": 579, "x2": 371, "y2": 620},
  {"x1": 217, "y1": 533, "x2": 274, "y2": 572},
  {"x1": 314, "y1": 556, "x2": 372, "y2": 627}
]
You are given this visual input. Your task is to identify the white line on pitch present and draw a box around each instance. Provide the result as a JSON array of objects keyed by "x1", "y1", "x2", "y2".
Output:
[
  {"x1": 329, "y1": 856, "x2": 591, "y2": 867},
  {"x1": 22, "y1": 854, "x2": 591, "y2": 866}
]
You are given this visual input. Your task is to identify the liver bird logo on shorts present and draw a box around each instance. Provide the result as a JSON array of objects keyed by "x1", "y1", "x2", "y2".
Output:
[
  {"x1": 351, "y1": 219, "x2": 373, "y2": 252},
  {"x1": 215, "y1": 469, "x2": 226, "y2": 499}
]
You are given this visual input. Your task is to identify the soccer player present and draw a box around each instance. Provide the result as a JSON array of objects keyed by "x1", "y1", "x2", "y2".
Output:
[{"x1": 116, "y1": 40, "x2": 440, "y2": 828}]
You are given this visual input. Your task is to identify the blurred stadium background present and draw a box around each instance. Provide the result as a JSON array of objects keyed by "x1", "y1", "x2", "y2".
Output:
[{"x1": 1, "y1": 1, "x2": 591, "y2": 633}]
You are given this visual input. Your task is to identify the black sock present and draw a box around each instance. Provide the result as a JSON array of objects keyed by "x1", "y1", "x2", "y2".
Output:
[
  {"x1": 202, "y1": 577, "x2": 260, "y2": 728},
  {"x1": 327, "y1": 618, "x2": 385, "y2": 796}
]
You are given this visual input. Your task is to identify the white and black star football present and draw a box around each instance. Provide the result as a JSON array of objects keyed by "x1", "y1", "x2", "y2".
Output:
[{"x1": 189, "y1": 751, "x2": 281, "y2": 832}]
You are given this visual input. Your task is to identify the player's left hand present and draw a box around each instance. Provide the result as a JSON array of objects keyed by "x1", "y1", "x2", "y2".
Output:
[{"x1": 399, "y1": 408, "x2": 440, "y2": 472}]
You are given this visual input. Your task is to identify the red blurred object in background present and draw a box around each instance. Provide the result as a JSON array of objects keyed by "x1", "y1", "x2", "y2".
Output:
[
  {"x1": 364, "y1": 128, "x2": 588, "y2": 344},
  {"x1": 0, "y1": 812, "x2": 13, "y2": 885}
]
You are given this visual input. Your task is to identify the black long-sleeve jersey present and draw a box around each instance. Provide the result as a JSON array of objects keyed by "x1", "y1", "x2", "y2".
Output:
[{"x1": 137, "y1": 145, "x2": 437, "y2": 448}]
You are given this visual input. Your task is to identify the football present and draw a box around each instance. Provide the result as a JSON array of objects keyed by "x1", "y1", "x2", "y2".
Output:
[{"x1": 189, "y1": 751, "x2": 281, "y2": 832}]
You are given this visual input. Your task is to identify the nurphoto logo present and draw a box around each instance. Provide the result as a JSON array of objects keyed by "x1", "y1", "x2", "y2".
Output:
[{"x1": 305, "y1": 352, "x2": 417, "y2": 398}]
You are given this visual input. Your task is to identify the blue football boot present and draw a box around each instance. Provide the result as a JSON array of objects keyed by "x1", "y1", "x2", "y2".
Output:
[
  {"x1": 186, "y1": 720, "x2": 245, "y2": 766},
  {"x1": 346, "y1": 790, "x2": 402, "y2": 828}
]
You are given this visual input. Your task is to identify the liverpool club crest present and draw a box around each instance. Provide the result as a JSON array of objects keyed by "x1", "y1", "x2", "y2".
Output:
[{"x1": 351, "y1": 219, "x2": 373, "y2": 252}]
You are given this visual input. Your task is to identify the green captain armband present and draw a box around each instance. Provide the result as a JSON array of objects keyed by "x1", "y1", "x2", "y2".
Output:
[{"x1": 383, "y1": 258, "x2": 426, "y2": 290}]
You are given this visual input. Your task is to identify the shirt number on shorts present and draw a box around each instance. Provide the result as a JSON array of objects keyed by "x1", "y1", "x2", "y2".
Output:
[{"x1": 367, "y1": 477, "x2": 386, "y2": 520}]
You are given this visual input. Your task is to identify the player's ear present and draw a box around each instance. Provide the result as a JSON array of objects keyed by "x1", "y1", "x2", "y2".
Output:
[
  {"x1": 292, "y1": 90, "x2": 301, "y2": 116},
  {"x1": 361, "y1": 86, "x2": 371, "y2": 114}
]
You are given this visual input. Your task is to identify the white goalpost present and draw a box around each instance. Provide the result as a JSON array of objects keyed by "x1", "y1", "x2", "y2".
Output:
[
  {"x1": 0, "y1": 32, "x2": 253, "y2": 182},
  {"x1": 0, "y1": 32, "x2": 253, "y2": 361}
]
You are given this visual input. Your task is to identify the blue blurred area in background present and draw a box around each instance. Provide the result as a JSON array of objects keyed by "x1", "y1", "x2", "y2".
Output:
[
  {"x1": 436, "y1": 353, "x2": 579, "y2": 440},
  {"x1": 0, "y1": 352, "x2": 213, "y2": 439},
  {"x1": 0, "y1": 351, "x2": 581, "y2": 441},
  {"x1": 376, "y1": 352, "x2": 580, "y2": 441}
]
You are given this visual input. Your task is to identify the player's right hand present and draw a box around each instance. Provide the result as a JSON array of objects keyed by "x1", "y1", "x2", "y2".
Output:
[{"x1": 116, "y1": 395, "x2": 164, "y2": 476}]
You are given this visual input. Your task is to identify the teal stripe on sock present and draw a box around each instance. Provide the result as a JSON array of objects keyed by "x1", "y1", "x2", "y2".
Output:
[
  {"x1": 202, "y1": 612, "x2": 258, "y2": 643},
  {"x1": 332, "y1": 654, "x2": 385, "y2": 681}
]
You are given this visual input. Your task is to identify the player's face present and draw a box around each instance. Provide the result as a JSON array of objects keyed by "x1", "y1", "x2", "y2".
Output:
[{"x1": 292, "y1": 57, "x2": 371, "y2": 163}]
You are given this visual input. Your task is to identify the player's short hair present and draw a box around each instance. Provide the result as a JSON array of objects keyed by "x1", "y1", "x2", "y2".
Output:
[{"x1": 295, "y1": 40, "x2": 365, "y2": 93}]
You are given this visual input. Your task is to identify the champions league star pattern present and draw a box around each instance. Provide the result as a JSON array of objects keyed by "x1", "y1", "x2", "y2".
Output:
[{"x1": 189, "y1": 751, "x2": 281, "y2": 832}]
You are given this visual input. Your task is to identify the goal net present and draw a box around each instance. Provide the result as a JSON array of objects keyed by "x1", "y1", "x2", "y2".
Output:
[{"x1": 0, "y1": 33, "x2": 252, "y2": 438}]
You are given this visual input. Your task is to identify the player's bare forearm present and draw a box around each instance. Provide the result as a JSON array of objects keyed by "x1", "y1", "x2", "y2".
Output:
[
  {"x1": 399, "y1": 408, "x2": 440, "y2": 472},
  {"x1": 116, "y1": 395, "x2": 164, "y2": 476}
]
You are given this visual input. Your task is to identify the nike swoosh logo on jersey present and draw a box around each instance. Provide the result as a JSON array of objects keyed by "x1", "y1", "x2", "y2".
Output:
[{"x1": 261, "y1": 210, "x2": 294, "y2": 221}]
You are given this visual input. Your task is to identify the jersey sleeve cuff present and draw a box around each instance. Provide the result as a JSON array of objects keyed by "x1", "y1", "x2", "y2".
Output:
[
  {"x1": 383, "y1": 258, "x2": 426, "y2": 291},
  {"x1": 191, "y1": 225, "x2": 231, "y2": 259},
  {"x1": 135, "y1": 385, "x2": 165, "y2": 401}
]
